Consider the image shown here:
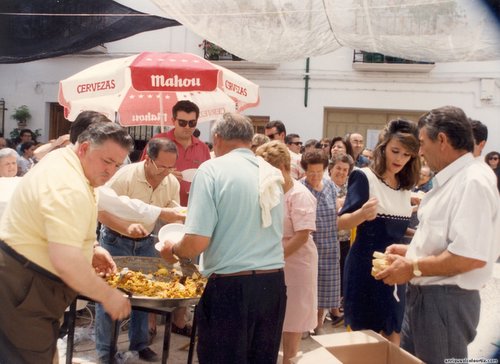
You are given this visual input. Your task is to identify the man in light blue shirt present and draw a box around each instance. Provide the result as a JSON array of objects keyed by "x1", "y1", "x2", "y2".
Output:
[{"x1": 161, "y1": 112, "x2": 286, "y2": 364}]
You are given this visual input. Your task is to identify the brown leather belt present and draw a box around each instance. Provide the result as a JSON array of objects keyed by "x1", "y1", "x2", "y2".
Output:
[
  {"x1": 106, "y1": 227, "x2": 152, "y2": 242},
  {"x1": 210, "y1": 268, "x2": 283, "y2": 279}
]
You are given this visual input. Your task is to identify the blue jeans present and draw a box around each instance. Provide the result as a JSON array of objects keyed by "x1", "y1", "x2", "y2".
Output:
[{"x1": 95, "y1": 227, "x2": 158, "y2": 362}]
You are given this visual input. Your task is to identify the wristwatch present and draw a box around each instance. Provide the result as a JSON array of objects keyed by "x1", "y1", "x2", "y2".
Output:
[
  {"x1": 171, "y1": 244, "x2": 192, "y2": 264},
  {"x1": 412, "y1": 259, "x2": 422, "y2": 277}
]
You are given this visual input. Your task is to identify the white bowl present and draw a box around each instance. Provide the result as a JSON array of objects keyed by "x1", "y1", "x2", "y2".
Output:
[
  {"x1": 181, "y1": 168, "x2": 197, "y2": 183},
  {"x1": 155, "y1": 223, "x2": 186, "y2": 251}
]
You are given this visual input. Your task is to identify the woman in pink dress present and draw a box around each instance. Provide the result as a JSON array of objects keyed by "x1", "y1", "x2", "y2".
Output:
[{"x1": 256, "y1": 141, "x2": 318, "y2": 364}]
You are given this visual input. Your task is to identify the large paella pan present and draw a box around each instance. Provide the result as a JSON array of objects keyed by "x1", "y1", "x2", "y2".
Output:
[{"x1": 107, "y1": 256, "x2": 205, "y2": 309}]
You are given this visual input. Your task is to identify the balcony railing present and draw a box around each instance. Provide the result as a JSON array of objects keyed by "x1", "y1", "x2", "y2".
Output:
[
  {"x1": 352, "y1": 50, "x2": 435, "y2": 72},
  {"x1": 200, "y1": 40, "x2": 243, "y2": 61},
  {"x1": 198, "y1": 40, "x2": 278, "y2": 70},
  {"x1": 353, "y1": 50, "x2": 433, "y2": 65}
]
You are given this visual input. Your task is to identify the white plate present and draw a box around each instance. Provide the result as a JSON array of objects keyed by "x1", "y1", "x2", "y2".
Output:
[
  {"x1": 155, "y1": 223, "x2": 186, "y2": 251},
  {"x1": 181, "y1": 169, "x2": 197, "y2": 183}
]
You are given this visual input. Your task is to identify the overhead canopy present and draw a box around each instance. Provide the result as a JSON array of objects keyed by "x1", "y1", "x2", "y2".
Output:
[
  {"x1": 0, "y1": 0, "x2": 180, "y2": 63},
  {"x1": 151, "y1": 0, "x2": 500, "y2": 63},
  {"x1": 1, "y1": 0, "x2": 498, "y2": 64}
]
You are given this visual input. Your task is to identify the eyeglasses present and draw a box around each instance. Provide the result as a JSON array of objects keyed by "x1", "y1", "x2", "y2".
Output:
[
  {"x1": 288, "y1": 141, "x2": 303, "y2": 146},
  {"x1": 489, "y1": 156, "x2": 499, "y2": 161},
  {"x1": 267, "y1": 132, "x2": 280, "y2": 140},
  {"x1": 176, "y1": 118, "x2": 197, "y2": 128},
  {"x1": 151, "y1": 159, "x2": 175, "y2": 173}
]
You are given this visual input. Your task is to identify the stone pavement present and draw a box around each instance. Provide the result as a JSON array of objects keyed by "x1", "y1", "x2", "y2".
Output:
[
  {"x1": 58, "y1": 313, "x2": 346, "y2": 364},
  {"x1": 60, "y1": 263, "x2": 499, "y2": 363}
]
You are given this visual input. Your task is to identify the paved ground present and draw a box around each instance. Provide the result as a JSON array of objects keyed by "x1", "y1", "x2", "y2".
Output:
[
  {"x1": 57, "y1": 313, "x2": 346, "y2": 364},
  {"x1": 60, "y1": 263, "x2": 499, "y2": 363},
  {"x1": 467, "y1": 262, "x2": 500, "y2": 360}
]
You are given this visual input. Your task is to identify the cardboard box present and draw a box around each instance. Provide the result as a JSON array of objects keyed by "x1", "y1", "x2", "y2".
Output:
[{"x1": 292, "y1": 330, "x2": 423, "y2": 364}]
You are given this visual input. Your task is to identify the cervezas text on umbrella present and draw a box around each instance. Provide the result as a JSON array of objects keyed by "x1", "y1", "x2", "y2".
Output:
[{"x1": 77, "y1": 79, "x2": 116, "y2": 94}]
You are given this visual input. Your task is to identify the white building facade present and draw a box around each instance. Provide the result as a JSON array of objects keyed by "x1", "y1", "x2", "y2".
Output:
[{"x1": 1, "y1": 23, "x2": 499, "y2": 154}]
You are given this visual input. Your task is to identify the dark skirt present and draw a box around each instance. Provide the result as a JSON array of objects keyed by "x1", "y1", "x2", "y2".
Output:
[{"x1": 343, "y1": 219, "x2": 407, "y2": 335}]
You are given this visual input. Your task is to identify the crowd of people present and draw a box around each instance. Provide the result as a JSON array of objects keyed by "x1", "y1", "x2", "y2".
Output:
[
  {"x1": 0, "y1": 103, "x2": 499, "y2": 364},
  {"x1": 0, "y1": 128, "x2": 71, "y2": 177}
]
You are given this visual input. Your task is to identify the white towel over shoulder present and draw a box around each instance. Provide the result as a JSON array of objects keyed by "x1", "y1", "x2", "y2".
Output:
[{"x1": 257, "y1": 156, "x2": 284, "y2": 228}]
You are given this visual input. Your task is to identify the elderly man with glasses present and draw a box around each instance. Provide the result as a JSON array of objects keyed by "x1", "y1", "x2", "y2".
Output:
[
  {"x1": 141, "y1": 100, "x2": 211, "y2": 207},
  {"x1": 140, "y1": 101, "x2": 211, "y2": 338},
  {"x1": 345, "y1": 132, "x2": 370, "y2": 168},
  {"x1": 95, "y1": 138, "x2": 184, "y2": 363}
]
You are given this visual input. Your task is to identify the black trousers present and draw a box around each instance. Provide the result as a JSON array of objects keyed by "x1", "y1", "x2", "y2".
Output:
[{"x1": 196, "y1": 270, "x2": 287, "y2": 364}]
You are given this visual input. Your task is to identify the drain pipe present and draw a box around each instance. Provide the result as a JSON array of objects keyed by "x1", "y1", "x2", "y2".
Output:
[{"x1": 304, "y1": 57, "x2": 310, "y2": 107}]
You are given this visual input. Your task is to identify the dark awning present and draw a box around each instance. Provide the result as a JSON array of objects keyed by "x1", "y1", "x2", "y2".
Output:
[{"x1": 0, "y1": 0, "x2": 180, "y2": 63}]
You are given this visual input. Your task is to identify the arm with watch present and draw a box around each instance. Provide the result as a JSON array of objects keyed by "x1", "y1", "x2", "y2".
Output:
[
  {"x1": 374, "y1": 243, "x2": 486, "y2": 285},
  {"x1": 159, "y1": 234, "x2": 210, "y2": 265}
]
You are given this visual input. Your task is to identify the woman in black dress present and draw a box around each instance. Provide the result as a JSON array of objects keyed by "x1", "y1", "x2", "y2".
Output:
[{"x1": 338, "y1": 119, "x2": 420, "y2": 345}]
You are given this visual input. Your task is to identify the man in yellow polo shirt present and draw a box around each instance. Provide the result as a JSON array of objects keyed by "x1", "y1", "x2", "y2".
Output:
[{"x1": 0, "y1": 120, "x2": 134, "y2": 363}]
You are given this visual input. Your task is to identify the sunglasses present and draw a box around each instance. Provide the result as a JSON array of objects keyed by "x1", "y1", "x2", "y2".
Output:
[
  {"x1": 288, "y1": 141, "x2": 303, "y2": 146},
  {"x1": 320, "y1": 143, "x2": 330, "y2": 148},
  {"x1": 489, "y1": 157, "x2": 499, "y2": 161},
  {"x1": 267, "y1": 132, "x2": 281, "y2": 140},
  {"x1": 176, "y1": 118, "x2": 197, "y2": 128}
]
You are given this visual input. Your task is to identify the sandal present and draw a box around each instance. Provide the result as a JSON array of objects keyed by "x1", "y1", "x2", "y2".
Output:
[
  {"x1": 330, "y1": 314, "x2": 344, "y2": 327},
  {"x1": 171, "y1": 323, "x2": 192, "y2": 337}
]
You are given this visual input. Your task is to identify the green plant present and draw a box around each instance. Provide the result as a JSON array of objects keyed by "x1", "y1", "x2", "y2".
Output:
[
  {"x1": 199, "y1": 40, "x2": 225, "y2": 59},
  {"x1": 11, "y1": 105, "x2": 32, "y2": 125}
]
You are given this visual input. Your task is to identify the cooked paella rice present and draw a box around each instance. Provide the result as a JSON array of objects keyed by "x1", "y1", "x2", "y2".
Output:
[{"x1": 106, "y1": 267, "x2": 206, "y2": 299}]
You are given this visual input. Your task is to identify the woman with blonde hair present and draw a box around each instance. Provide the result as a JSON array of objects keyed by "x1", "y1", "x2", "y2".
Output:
[
  {"x1": 338, "y1": 119, "x2": 420, "y2": 345},
  {"x1": 255, "y1": 141, "x2": 318, "y2": 364},
  {"x1": 250, "y1": 133, "x2": 270, "y2": 153}
]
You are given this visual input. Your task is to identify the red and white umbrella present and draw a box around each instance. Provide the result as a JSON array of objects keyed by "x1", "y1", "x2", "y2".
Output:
[{"x1": 58, "y1": 52, "x2": 260, "y2": 127}]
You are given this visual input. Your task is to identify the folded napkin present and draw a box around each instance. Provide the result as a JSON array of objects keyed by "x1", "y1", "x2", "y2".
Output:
[{"x1": 257, "y1": 156, "x2": 284, "y2": 227}]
